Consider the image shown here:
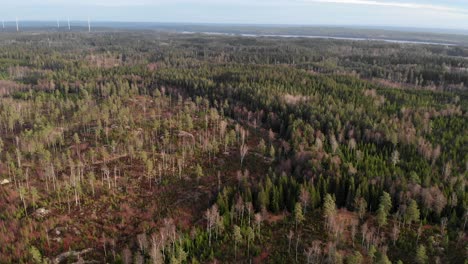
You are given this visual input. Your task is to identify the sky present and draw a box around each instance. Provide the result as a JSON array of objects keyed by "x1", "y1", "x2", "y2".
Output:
[{"x1": 1, "y1": 0, "x2": 468, "y2": 30}]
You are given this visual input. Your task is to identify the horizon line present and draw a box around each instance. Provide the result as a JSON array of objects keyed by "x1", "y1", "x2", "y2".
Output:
[{"x1": 2, "y1": 20, "x2": 467, "y2": 32}]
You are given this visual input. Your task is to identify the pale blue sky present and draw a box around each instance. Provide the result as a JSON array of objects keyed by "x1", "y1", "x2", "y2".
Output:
[{"x1": 1, "y1": 0, "x2": 468, "y2": 29}]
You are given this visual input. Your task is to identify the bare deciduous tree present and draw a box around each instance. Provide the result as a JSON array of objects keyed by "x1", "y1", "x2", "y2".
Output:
[
  {"x1": 299, "y1": 187, "x2": 310, "y2": 214},
  {"x1": 240, "y1": 143, "x2": 249, "y2": 168},
  {"x1": 391, "y1": 224, "x2": 400, "y2": 245},
  {"x1": 205, "y1": 204, "x2": 220, "y2": 246},
  {"x1": 287, "y1": 230, "x2": 294, "y2": 254}
]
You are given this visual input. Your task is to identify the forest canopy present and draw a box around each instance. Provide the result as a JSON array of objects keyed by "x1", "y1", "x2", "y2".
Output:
[{"x1": 0, "y1": 30, "x2": 466, "y2": 263}]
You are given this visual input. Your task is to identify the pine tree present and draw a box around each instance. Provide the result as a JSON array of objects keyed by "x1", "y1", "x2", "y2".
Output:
[
  {"x1": 294, "y1": 202, "x2": 305, "y2": 231},
  {"x1": 269, "y1": 145, "x2": 275, "y2": 159},
  {"x1": 323, "y1": 194, "x2": 336, "y2": 220},
  {"x1": 246, "y1": 226, "x2": 254, "y2": 259},
  {"x1": 380, "y1": 192, "x2": 392, "y2": 215},
  {"x1": 377, "y1": 205, "x2": 388, "y2": 231},
  {"x1": 405, "y1": 199, "x2": 420, "y2": 225},
  {"x1": 323, "y1": 194, "x2": 337, "y2": 232},
  {"x1": 346, "y1": 251, "x2": 363, "y2": 264},
  {"x1": 368, "y1": 245, "x2": 377, "y2": 262},
  {"x1": 376, "y1": 253, "x2": 392, "y2": 264},
  {"x1": 354, "y1": 196, "x2": 367, "y2": 220},
  {"x1": 195, "y1": 164, "x2": 203, "y2": 182},
  {"x1": 233, "y1": 225, "x2": 242, "y2": 261},
  {"x1": 415, "y1": 245, "x2": 428, "y2": 264},
  {"x1": 29, "y1": 246, "x2": 43, "y2": 264},
  {"x1": 258, "y1": 139, "x2": 266, "y2": 155},
  {"x1": 391, "y1": 149, "x2": 400, "y2": 166}
]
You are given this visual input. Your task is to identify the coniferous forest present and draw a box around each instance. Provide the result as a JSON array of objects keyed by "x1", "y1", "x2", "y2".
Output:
[{"x1": 0, "y1": 30, "x2": 466, "y2": 263}]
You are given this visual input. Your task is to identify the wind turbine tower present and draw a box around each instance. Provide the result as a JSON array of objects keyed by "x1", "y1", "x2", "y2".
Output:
[
  {"x1": 68, "y1": 17, "x2": 71, "y2": 31},
  {"x1": 88, "y1": 17, "x2": 91, "y2": 32},
  {"x1": 16, "y1": 17, "x2": 19, "y2": 32},
  {"x1": 57, "y1": 18, "x2": 60, "y2": 29}
]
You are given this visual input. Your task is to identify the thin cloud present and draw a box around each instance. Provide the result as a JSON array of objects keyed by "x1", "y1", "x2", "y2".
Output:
[
  {"x1": 7, "y1": 0, "x2": 468, "y2": 13},
  {"x1": 301, "y1": 0, "x2": 468, "y2": 14},
  {"x1": 7, "y1": 0, "x2": 160, "y2": 6},
  {"x1": 8, "y1": 0, "x2": 259, "y2": 7}
]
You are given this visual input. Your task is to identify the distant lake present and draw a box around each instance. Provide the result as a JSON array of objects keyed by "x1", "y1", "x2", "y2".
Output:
[{"x1": 181, "y1": 31, "x2": 456, "y2": 46}]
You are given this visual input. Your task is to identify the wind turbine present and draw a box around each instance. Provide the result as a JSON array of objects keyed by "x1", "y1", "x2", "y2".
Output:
[
  {"x1": 57, "y1": 18, "x2": 60, "y2": 29},
  {"x1": 67, "y1": 17, "x2": 71, "y2": 31},
  {"x1": 16, "y1": 17, "x2": 19, "y2": 32},
  {"x1": 88, "y1": 17, "x2": 91, "y2": 32},
  {"x1": 2, "y1": 20, "x2": 4, "y2": 30}
]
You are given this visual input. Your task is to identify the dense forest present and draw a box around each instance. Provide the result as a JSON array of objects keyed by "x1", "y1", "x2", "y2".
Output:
[{"x1": 0, "y1": 30, "x2": 466, "y2": 263}]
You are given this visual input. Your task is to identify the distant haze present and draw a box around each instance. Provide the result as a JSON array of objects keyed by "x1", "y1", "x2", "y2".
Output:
[{"x1": 1, "y1": 0, "x2": 468, "y2": 30}]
